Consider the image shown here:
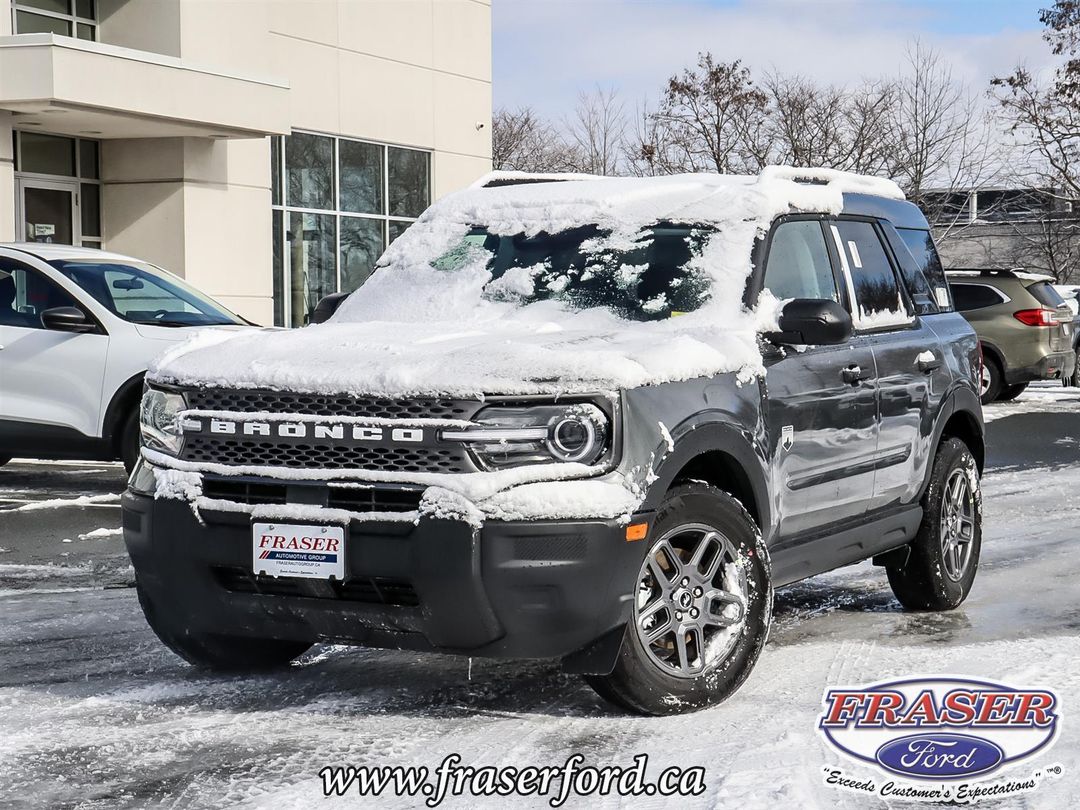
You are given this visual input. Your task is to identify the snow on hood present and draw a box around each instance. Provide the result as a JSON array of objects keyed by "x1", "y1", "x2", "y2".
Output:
[{"x1": 148, "y1": 168, "x2": 903, "y2": 398}]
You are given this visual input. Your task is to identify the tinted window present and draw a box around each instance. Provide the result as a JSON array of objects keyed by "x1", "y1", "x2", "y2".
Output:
[
  {"x1": 1027, "y1": 281, "x2": 1067, "y2": 308},
  {"x1": 0, "y1": 262, "x2": 80, "y2": 329},
  {"x1": 763, "y1": 220, "x2": 838, "y2": 301},
  {"x1": 950, "y1": 283, "x2": 1004, "y2": 311},
  {"x1": 892, "y1": 227, "x2": 952, "y2": 313},
  {"x1": 833, "y1": 220, "x2": 911, "y2": 328}
]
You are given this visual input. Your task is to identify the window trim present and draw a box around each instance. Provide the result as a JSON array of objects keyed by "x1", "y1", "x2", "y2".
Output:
[
  {"x1": 271, "y1": 129, "x2": 432, "y2": 327},
  {"x1": 12, "y1": 0, "x2": 97, "y2": 40},
  {"x1": 0, "y1": 256, "x2": 105, "y2": 334}
]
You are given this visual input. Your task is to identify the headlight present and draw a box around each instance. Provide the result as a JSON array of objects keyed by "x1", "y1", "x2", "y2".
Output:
[
  {"x1": 442, "y1": 403, "x2": 611, "y2": 470},
  {"x1": 139, "y1": 387, "x2": 186, "y2": 456}
]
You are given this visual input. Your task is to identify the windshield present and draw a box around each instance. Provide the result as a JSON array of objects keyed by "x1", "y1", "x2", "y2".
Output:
[
  {"x1": 430, "y1": 225, "x2": 713, "y2": 322},
  {"x1": 48, "y1": 259, "x2": 243, "y2": 327}
]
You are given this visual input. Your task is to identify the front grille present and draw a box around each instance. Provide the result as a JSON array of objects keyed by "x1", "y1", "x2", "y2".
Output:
[
  {"x1": 201, "y1": 478, "x2": 288, "y2": 505},
  {"x1": 183, "y1": 437, "x2": 470, "y2": 472},
  {"x1": 180, "y1": 388, "x2": 480, "y2": 472},
  {"x1": 200, "y1": 478, "x2": 425, "y2": 513},
  {"x1": 327, "y1": 486, "x2": 424, "y2": 512},
  {"x1": 186, "y1": 388, "x2": 479, "y2": 421},
  {"x1": 213, "y1": 566, "x2": 420, "y2": 607}
]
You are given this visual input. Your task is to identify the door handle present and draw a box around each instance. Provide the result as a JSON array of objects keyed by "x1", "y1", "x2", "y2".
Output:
[
  {"x1": 841, "y1": 365, "x2": 867, "y2": 385},
  {"x1": 917, "y1": 354, "x2": 942, "y2": 373}
]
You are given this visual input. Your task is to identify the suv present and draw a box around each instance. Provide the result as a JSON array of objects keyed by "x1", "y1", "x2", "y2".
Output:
[
  {"x1": 123, "y1": 168, "x2": 984, "y2": 715},
  {"x1": 0, "y1": 244, "x2": 248, "y2": 472},
  {"x1": 947, "y1": 269, "x2": 1076, "y2": 403}
]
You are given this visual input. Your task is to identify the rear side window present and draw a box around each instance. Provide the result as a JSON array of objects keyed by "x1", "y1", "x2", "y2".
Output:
[
  {"x1": 762, "y1": 220, "x2": 838, "y2": 301},
  {"x1": 831, "y1": 220, "x2": 912, "y2": 329},
  {"x1": 951, "y1": 283, "x2": 1005, "y2": 312},
  {"x1": 0, "y1": 260, "x2": 80, "y2": 329},
  {"x1": 890, "y1": 227, "x2": 953, "y2": 313},
  {"x1": 1027, "y1": 281, "x2": 1067, "y2": 308}
]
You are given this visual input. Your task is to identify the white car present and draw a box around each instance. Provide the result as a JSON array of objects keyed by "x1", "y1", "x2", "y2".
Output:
[{"x1": 0, "y1": 244, "x2": 250, "y2": 472}]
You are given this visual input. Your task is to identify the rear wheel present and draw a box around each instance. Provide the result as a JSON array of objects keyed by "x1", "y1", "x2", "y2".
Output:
[
  {"x1": 980, "y1": 356, "x2": 1003, "y2": 404},
  {"x1": 585, "y1": 483, "x2": 771, "y2": 715},
  {"x1": 887, "y1": 438, "x2": 981, "y2": 611},
  {"x1": 137, "y1": 581, "x2": 311, "y2": 670},
  {"x1": 997, "y1": 382, "x2": 1028, "y2": 401}
]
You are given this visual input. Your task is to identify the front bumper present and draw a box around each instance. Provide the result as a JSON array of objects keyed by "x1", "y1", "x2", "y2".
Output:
[
  {"x1": 1005, "y1": 349, "x2": 1076, "y2": 384},
  {"x1": 122, "y1": 491, "x2": 649, "y2": 663}
]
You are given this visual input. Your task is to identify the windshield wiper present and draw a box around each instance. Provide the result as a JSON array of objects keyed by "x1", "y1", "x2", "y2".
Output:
[{"x1": 131, "y1": 319, "x2": 233, "y2": 328}]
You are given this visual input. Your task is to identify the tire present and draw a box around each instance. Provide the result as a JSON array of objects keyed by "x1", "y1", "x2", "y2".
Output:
[
  {"x1": 137, "y1": 581, "x2": 311, "y2": 670},
  {"x1": 585, "y1": 482, "x2": 772, "y2": 715},
  {"x1": 980, "y1": 355, "x2": 1003, "y2": 405},
  {"x1": 887, "y1": 437, "x2": 981, "y2": 611},
  {"x1": 120, "y1": 410, "x2": 140, "y2": 475},
  {"x1": 997, "y1": 382, "x2": 1028, "y2": 401}
]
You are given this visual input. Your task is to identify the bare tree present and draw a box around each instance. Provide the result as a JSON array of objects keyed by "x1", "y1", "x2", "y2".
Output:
[
  {"x1": 564, "y1": 86, "x2": 627, "y2": 176},
  {"x1": 889, "y1": 42, "x2": 1002, "y2": 239},
  {"x1": 491, "y1": 106, "x2": 580, "y2": 173},
  {"x1": 627, "y1": 54, "x2": 769, "y2": 175},
  {"x1": 1000, "y1": 189, "x2": 1080, "y2": 281},
  {"x1": 762, "y1": 74, "x2": 896, "y2": 174}
]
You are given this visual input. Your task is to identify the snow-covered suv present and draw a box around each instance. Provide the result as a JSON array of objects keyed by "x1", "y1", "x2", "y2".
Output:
[
  {"x1": 123, "y1": 168, "x2": 985, "y2": 715},
  {"x1": 0, "y1": 244, "x2": 247, "y2": 472}
]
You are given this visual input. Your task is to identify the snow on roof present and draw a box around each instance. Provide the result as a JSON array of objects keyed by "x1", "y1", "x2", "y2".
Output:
[{"x1": 150, "y1": 167, "x2": 905, "y2": 401}]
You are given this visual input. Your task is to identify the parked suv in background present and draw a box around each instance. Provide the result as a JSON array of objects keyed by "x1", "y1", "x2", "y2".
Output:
[
  {"x1": 947, "y1": 269, "x2": 1076, "y2": 403},
  {"x1": 124, "y1": 168, "x2": 984, "y2": 715},
  {"x1": 0, "y1": 244, "x2": 248, "y2": 472},
  {"x1": 1054, "y1": 284, "x2": 1080, "y2": 386}
]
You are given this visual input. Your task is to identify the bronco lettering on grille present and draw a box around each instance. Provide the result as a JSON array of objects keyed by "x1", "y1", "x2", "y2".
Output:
[{"x1": 187, "y1": 419, "x2": 426, "y2": 443}]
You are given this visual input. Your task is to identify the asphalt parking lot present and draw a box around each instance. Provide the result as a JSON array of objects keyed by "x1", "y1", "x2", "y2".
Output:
[{"x1": 1, "y1": 382, "x2": 1078, "y2": 808}]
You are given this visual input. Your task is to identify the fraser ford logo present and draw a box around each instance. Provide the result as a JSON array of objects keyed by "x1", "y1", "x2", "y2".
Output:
[{"x1": 818, "y1": 677, "x2": 1062, "y2": 803}]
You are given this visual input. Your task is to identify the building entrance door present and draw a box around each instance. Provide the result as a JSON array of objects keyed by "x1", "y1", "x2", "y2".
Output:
[{"x1": 15, "y1": 177, "x2": 79, "y2": 245}]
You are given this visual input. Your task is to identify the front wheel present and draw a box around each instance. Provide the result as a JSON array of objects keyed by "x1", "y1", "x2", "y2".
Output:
[
  {"x1": 585, "y1": 483, "x2": 772, "y2": 715},
  {"x1": 887, "y1": 437, "x2": 981, "y2": 611},
  {"x1": 120, "y1": 410, "x2": 140, "y2": 475},
  {"x1": 137, "y1": 582, "x2": 312, "y2": 670}
]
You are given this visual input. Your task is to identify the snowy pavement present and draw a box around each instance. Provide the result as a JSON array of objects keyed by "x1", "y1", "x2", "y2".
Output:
[{"x1": 0, "y1": 383, "x2": 1078, "y2": 808}]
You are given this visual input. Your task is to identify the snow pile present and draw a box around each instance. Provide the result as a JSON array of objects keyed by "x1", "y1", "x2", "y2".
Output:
[{"x1": 148, "y1": 169, "x2": 903, "y2": 399}]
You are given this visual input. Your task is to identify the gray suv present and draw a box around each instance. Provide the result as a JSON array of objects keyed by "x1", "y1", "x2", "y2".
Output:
[
  {"x1": 123, "y1": 170, "x2": 984, "y2": 715},
  {"x1": 948, "y1": 269, "x2": 1076, "y2": 403}
]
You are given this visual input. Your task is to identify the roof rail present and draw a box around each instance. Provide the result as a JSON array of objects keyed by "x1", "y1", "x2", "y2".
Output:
[{"x1": 471, "y1": 170, "x2": 600, "y2": 189}]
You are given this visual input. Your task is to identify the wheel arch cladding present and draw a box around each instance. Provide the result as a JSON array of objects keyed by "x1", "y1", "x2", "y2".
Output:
[
  {"x1": 939, "y1": 409, "x2": 984, "y2": 474},
  {"x1": 643, "y1": 423, "x2": 769, "y2": 533}
]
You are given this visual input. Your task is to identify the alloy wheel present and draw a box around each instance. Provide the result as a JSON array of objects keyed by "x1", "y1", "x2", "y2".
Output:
[
  {"x1": 979, "y1": 365, "x2": 991, "y2": 397},
  {"x1": 939, "y1": 469, "x2": 976, "y2": 582},
  {"x1": 633, "y1": 523, "x2": 749, "y2": 679}
]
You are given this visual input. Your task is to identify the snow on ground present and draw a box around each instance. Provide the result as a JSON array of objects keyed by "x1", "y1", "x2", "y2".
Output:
[{"x1": 0, "y1": 385, "x2": 1077, "y2": 808}]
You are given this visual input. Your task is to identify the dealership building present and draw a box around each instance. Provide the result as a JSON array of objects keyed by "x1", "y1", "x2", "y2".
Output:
[{"x1": 0, "y1": 0, "x2": 492, "y2": 325}]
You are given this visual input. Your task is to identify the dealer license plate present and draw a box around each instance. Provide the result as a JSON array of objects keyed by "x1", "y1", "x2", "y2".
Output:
[{"x1": 252, "y1": 522, "x2": 345, "y2": 580}]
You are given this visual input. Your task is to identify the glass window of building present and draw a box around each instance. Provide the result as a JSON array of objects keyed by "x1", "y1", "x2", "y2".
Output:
[
  {"x1": 271, "y1": 132, "x2": 431, "y2": 326},
  {"x1": 14, "y1": 131, "x2": 102, "y2": 248},
  {"x1": 13, "y1": 0, "x2": 97, "y2": 39}
]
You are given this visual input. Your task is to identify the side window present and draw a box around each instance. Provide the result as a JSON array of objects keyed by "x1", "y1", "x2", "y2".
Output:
[
  {"x1": 895, "y1": 227, "x2": 952, "y2": 312},
  {"x1": 950, "y1": 283, "x2": 1004, "y2": 312},
  {"x1": 831, "y1": 220, "x2": 912, "y2": 329},
  {"x1": 762, "y1": 220, "x2": 838, "y2": 302},
  {"x1": 0, "y1": 261, "x2": 80, "y2": 329}
]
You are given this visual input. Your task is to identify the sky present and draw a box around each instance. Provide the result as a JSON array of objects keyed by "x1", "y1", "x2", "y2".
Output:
[{"x1": 492, "y1": 0, "x2": 1057, "y2": 118}]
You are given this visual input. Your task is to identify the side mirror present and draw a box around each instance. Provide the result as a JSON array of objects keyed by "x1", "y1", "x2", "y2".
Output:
[
  {"x1": 766, "y1": 299, "x2": 852, "y2": 346},
  {"x1": 41, "y1": 306, "x2": 96, "y2": 334},
  {"x1": 310, "y1": 292, "x2": 350, "y2": 325}
]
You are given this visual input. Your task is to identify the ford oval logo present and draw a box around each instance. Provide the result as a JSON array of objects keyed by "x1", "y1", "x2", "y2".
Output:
[{"x1": 875, "y1": 733, "x2": 1004, "y2": 779}]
